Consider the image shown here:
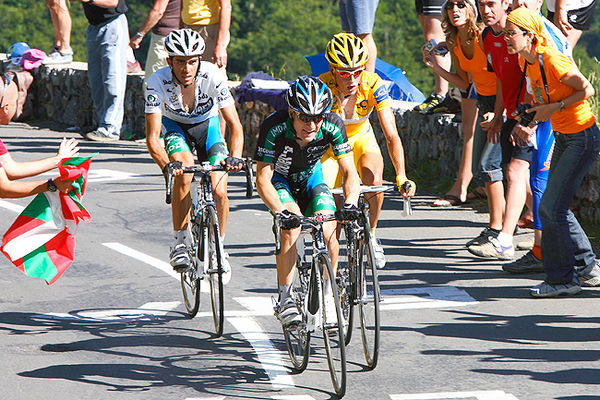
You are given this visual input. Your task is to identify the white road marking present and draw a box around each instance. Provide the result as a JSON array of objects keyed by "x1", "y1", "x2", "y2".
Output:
[
  {"x1": 103, "y1": 242, "x2": 179, "y2": 280},
  {"x1": 390, "y1": 391, "x2": 519, "y2": 400},
  {"x1": 38, "y1": 168, "x2": 151, "y2": 183},
  {"x1": 380, "y1": 286, "x2": 478, "y2": 310},
  {"x1": 32, "y1": 301, "x2": 181, "y2": 323},
  {"x1": 228, "y1": 317, "x2": 294, "y2": 389},
  {"x1": 184, "y1": 397, "x2": 225, "y2": 400},
  {"x1": 272, "y1": 396, "x2": 316, "y2": 400},
  {"x1": 0, "y1": 199, "x2": 24, "y2": 213}
]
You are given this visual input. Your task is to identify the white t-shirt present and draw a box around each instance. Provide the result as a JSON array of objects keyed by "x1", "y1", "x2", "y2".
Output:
[
  {"x1": 145, "y1": 61, "x2": 234, "y2": 124},
  {"x1": 546, "y1": 0, "x2": 595, "y2": 13}
]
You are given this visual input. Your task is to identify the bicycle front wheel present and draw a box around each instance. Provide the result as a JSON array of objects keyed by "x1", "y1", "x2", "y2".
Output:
[
  {"x1": 282, "y1": 259, "x2": 311, "y2": 372},
  {"x1": 339, "y1": 239, "x2": 354, "y2": 346},
  {"x1": 206, "y1": 206, "x2": 224, "y2": 336},
  {"x1": 318, "y1": 253, "x2": 346, "y2": 398},
  {"x1": 358, "y1": 234, "x2": 381, "y2": 369},
  {"x1": 180, "y1": 265, "x2": 200, "y2": 317}
]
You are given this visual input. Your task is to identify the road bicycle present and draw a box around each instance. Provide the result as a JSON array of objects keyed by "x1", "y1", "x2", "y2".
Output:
[
  {"x1": 165, "y1": 159, "x2": 254, "y2": 336},
  {"x1": 273, "y1": 213, "x2": 347, "y2": 398},
  {"x1": 333, "y1": 184, "x2": 410, "y2": 369}
]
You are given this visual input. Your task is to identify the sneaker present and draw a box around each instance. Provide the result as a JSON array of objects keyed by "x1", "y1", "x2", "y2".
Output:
[
  {"x1": 170, "y1": 243, "x2": 190, "y2": 271},
  {"x1": 466, "y1": 226, "x2": 500, "y2": 247},
  {"x1": 277, "y1": 297, "x2": 302, "y2": 327},
  {"x1": 413, "y1": 92, "x2": 445, "y2": 114},
  {"x1": 86, "y1": 130, "x2": 119, "y2": 142},
  {"x1": 220, "y1": 252, "x2": 232, "y2": 285},
  {"x1": 371, "y1": 236, "x2": 386, "y2": 269},
  {"x1": 467, "y1": 236, "x2": 515, "y2": 260},
  {"x1": 42, "y1": 48, "x2": 73, "y2": 65},
  {"x1": 127, "y1": 60, "x2": 143, "y2": 74},
  {"x1": 530, "y1": 277, "x2": 581, "y2": 298},
  {"x1": 579, "y1": 262, "x2": 600, "y2": 287},
  {"x1": 502, "y1": 251, "x2": 544, "y2": 274},
  {"x1": 322, "y1": 290, "x2": 338, "y2": 326}
]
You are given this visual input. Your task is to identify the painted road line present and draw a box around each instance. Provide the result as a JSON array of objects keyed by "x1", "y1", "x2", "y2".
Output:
[
  {"x1": 390, "y1": 391, "x2": 519, "y2": 400},
  {"x1": 103, "y1": 242, "x2": 180, "y2": 281},
  {"x1": 228, "y1": 317, "x2": 294, "y2": 389},
  {"x1": 272, "y1": 396, "x2": 316, "y2": 400},
  {"x1": 33, "y1": 301, "x2": 181, "y2": 323},
  {"x1": 380, "y1": 286, "x2": 478, "y2": 310},
  {"x1": 0, "y1": 199, "x2": 25, "y2": 213},
  {"x1": 185, "y1": 397, "x2": 225, "y2": 400}
]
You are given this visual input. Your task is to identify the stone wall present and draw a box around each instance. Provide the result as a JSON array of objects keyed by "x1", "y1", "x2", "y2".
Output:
[{"x1": 20, "y1": 63, "x2": 600, "y2": 224}]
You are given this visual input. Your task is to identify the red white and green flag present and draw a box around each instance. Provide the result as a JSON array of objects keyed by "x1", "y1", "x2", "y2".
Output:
[{"x1": 1, "y1": 154, "x2": 95, "y2": 284}]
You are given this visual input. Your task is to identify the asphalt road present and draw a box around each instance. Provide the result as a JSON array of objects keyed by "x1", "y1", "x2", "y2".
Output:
[{"x1": 1, "y1": 123, "x2": 599, "y2": 400}]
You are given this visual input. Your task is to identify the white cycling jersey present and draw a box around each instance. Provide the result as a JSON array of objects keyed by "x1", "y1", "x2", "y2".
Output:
[{"x1": 144, "y1": 61, "x2": 234, "y2": 125}]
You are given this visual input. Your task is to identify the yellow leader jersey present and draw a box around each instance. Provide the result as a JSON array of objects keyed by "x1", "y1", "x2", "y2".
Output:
[{"x1": 318, "y1": 70, "x2": 391, "y2": 138}]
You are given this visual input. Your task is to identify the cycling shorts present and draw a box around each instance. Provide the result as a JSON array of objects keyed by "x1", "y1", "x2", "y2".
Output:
[
  {"x1": 547, "y1": 0, "x2": 597, "y2": 31},
  {"x1": 321, "y1": 123, "x2": 381, "y2": 188},
  {"x1": 272, "y1": 163, "x2": 337, "y2": 216},
  {"x1": 162, "y1": 115, "x2": 228, "y2": 165}
]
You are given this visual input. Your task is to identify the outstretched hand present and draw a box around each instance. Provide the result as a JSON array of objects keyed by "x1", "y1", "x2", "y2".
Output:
[{"x1": 57, "y1": 138, "x2": 80, "y2": 160}]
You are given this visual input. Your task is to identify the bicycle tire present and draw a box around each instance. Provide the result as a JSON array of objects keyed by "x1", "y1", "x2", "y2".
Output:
[
  {"x1": 282, "y1": 257, "x2": 311, "y2": 372},
  {"x1": 339, "y1": 229, "x2": 355, "y2": 346},
  {"x1": 206, "y1": 206, "x2": 225, "y2": 336},
  {"x1": 318, "y1": 253, "x2": 347, "y2": 398},
  {"x1": 358, "y1": 234, "x2": 381, "y2": 369},
  {"x1": 180, "y1": 222, "x2": 201, "y2": 317}
]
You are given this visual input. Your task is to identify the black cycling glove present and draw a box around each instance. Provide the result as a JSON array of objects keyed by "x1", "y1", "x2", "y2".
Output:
[
  {"x1": 162, "y1": 161, "x2": 183, "y2": 177},
  {"x1": 223, "y1": 156, "x2": 244, "y2": 169},
  {"x1": 335, "y1": 203, "x2": 360, "y2": 221},
  {"x1": 278, "y1": 210, "x2": 302, "y2": 230}
]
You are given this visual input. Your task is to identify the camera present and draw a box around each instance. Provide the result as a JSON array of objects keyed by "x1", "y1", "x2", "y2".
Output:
[
  {"x1": 424, "y1": 39, "x2": 449, "y2": 56},
  {"x1": 515, "y1": 103, "x2": 537, "y2": 127}
]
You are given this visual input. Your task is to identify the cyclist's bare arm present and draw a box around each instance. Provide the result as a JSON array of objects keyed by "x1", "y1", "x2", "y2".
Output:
[
  {"x1": 221, "y1": 104, "x2": 243, "y2": 159},
  {"x1": 145, "y1": 112, "x2": 172, "y2": 173},
  {"x1": 337, "y1": 155, "x2": 360, "y2": 207},
  {"x1": 256, "y1": 161, "x2": 285, "y2": 214}
]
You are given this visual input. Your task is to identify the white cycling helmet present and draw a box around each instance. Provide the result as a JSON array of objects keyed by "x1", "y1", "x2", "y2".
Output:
[
  {"x1": 286, "y1": 76, "x2": 333, "y2": 115},
  {"x1": 165, "y1": 29, "x2": 205, "y2": 57}
]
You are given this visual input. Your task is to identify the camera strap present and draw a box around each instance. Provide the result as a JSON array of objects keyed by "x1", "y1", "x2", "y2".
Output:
[{"x1": 515, "y1": 54, "x2": 551, "y2": 109}]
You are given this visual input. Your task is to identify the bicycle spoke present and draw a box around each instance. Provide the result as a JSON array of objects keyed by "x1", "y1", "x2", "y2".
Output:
[{"x1": 180, "y1": 264, "x2": 200, "y2": 317}]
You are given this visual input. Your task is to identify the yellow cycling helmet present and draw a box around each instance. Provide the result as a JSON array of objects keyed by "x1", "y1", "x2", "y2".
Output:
[{"x1": 325, "y1": 32, "x2": 369, "y2": 69}]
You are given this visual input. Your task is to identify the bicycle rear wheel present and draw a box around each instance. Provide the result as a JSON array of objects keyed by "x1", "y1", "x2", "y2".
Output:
[
  {"x1": 206, "y1": 206, "x2": 224, "y2": 336},
  {"x1": 282, "y1": 259, "x2": 311, "y2": 372},
  {"x1": 358, "y1": 234, "x2": 381, "y2": 369},
  {"x1": 318, "y1": 253, "x2": 346, "y2": 398}
]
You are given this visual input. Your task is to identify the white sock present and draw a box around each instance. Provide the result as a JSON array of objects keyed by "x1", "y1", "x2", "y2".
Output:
[
  {"x1": 497, "y1": 232, "x2": 513, "y2": 247},
  {"x1": 279, "y1": 284, "x2": 292, "y2": 302},
  {"x1": 174, "y1": 229, "x2": 189, "y2": 245}
]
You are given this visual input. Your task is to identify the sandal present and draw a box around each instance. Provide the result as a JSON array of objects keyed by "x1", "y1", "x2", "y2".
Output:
[{"x1": 433, "y1": 194, "x2": 467, "y2": 207}]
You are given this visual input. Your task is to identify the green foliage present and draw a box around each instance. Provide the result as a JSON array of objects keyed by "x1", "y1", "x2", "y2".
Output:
[{"x1": 0, "y1": 0, "x2": 598, "y2": 98}]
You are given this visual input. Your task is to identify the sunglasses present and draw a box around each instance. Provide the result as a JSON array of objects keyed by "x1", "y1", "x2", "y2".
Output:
[
  {"x1": 295, "y1": 111, "x2": 324, "y2": 124},
  {"x1": 502, "y1": 28, "x2": 527, "y2": 38},
  {"x1": 335, "y1": 69, "x2": 364, "y2": 79},
  {"x1": 445, "y1": 1, "x2": 467, "y2": 9}
]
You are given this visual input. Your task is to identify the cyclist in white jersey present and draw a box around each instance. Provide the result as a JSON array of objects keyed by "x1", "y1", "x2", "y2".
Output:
[{"x1": 144, "y1": 29, "x2": 244, "y2": 280}]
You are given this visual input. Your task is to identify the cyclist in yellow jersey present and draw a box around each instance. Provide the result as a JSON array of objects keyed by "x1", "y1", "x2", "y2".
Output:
[{"x1": 320, "y1": 32, "x2": 416, "y2": 269}]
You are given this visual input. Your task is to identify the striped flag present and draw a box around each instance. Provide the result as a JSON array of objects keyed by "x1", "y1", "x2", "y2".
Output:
[{"x1": 1, "y1": 154, "x2": 95, "y2": 284}]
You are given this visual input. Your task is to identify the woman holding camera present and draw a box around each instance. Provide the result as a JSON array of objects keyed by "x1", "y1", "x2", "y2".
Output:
[
  {"x1": 422, "y1": 0, "x2": 505, "y2": 249},
  {"x1": 505, "y1": 7, "x2": 600, "y2": 297}
]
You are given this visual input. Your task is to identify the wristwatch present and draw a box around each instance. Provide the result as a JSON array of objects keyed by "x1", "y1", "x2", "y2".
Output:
[{"x1": 47, "y1": 179, "x2": 57, "y2": 192}]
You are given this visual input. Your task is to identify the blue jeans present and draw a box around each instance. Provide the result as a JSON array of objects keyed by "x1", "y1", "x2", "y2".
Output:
[
  {"x1": 86, "y1": 14, "x2": 129, "y2": 137},
  {"x1": 339, "y1": 0, "x2": 379, "y2": 34},
  {"x1": 472, "y1": 95, "x2": 503, "y2": 184},
  {"x1": 539, "y1": 123, "x2": 600, "y2": 284}
]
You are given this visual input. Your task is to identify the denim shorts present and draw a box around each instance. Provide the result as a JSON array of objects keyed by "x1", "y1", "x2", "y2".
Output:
[
  {"x1": 339, "y1": 0, "x2": 379, "y2": 34},
  {"x1": 472, "y1": 94, "x2": 503, "y2": 183}
]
